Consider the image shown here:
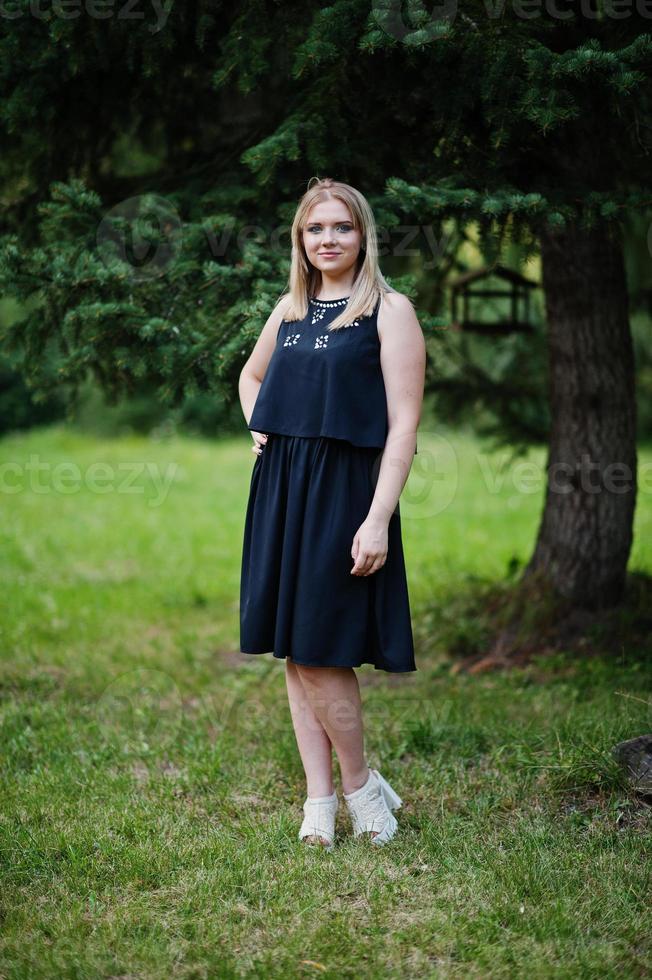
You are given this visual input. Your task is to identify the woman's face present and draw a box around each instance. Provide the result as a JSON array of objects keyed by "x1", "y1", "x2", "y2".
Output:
[{"x1": 302, "y1": 201, "x2": 363, "y2": 279}]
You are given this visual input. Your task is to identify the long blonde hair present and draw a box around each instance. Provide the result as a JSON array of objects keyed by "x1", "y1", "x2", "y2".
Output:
[{"x1": 280, "y1": 177, "x2": 398, "y2": 332}]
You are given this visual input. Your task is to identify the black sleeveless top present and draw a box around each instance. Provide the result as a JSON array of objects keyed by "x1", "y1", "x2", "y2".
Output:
[{"x1": 249, "y1": 294, "x2": 416, "y2": 453}]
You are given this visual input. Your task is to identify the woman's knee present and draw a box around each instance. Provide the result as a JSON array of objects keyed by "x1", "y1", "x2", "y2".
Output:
[{"x1": 294, "y1": 664, "x2": 352, "y2": 688}]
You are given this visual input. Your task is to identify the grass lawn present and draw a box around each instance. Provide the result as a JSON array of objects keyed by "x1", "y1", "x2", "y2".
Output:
[{"x1": 1, "y1": 424, "x2": 651, "y2": 978}]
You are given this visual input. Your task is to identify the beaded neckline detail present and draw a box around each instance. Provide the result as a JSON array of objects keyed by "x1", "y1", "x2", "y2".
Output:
[{"x1": 309, "y1": 296, "x2": 350, "y2": 308}]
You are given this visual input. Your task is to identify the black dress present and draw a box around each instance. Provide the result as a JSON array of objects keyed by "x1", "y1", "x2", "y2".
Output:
[{"x1": 239, "y1": 294, "x2": 417, "y2": 672}]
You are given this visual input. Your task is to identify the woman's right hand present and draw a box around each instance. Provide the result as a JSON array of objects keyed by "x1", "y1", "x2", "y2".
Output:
[{"x1": 251, "y1": 430, "x2": 268, "y2": 455}]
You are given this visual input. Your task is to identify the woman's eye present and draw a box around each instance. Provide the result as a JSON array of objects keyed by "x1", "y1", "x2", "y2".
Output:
[{"x1": 307, "y1": 225, "x2": 352, "y2": 233}]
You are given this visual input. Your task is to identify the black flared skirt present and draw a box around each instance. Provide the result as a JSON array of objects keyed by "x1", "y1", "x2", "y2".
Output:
[{"x1": 239, "y1": 433, "x2": 416, "y2": 672}]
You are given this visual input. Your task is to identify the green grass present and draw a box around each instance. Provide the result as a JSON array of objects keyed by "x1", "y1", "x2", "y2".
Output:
[{"x1": 1, "y1": 424, "x2": 651, "y2": 978}]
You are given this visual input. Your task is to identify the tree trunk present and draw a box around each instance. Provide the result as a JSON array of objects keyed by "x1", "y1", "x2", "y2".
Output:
[{"x1": 523, "y1": 219, "x2": 637, "y2": 609}]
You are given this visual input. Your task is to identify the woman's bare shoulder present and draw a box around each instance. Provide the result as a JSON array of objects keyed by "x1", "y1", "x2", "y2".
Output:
[
  {"x1": 377, "y1": 291, "x2": 419, "y2": 339},
  {"x1": 273, "y1": 293, "x2": 292, "y2": 316},
  {"x1": 379, "y1": 290, "x2": 414, "y2": 310}
]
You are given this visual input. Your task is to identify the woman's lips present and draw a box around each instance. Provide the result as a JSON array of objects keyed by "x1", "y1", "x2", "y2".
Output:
[{"x1": 320, "y1": 253, "x2": 340, "y2": 258}]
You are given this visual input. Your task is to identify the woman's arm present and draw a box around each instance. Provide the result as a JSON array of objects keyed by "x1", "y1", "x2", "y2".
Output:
[
  {"x1": 367, "y1": 292, "x2": 426, "y2": 526},
  {"x1": 238, "y1": 294, "x2": 290, "y2": 425}
]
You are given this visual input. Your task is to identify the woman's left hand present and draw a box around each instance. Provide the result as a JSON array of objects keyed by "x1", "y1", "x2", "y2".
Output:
[{"x1": 350, "y1": 518, "x2": 388, "y2": 576}]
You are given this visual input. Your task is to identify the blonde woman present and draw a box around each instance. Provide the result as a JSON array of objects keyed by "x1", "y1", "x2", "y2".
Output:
[{"x1": 238, "y1": 177, "x2": 425, "y2": 850}]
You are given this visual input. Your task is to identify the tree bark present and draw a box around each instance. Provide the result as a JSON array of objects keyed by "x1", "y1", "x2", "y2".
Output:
[{"x1": 524, "y1": 219, "x2": 637, "y2": 609}]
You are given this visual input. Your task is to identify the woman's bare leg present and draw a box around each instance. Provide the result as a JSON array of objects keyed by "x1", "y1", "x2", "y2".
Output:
[
  {"x1": 292, "y1": 663, "x2": 370, "y2": 796},
  {"x1": 285, "y1": 657, "x2": 335, "y2": 846}
]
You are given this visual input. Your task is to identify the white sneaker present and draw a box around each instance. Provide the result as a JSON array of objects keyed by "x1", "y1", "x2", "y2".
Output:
[
  {"x1": 298, "y1": 790, "x2": 338, "y2": 851},
  {"x1": 343, "y1": 768, "x2": 403, "y2": 845}
]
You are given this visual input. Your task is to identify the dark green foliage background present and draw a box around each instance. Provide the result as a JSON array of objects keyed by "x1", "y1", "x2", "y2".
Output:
[{"x1": 1, "y1": 2, "x2": 652, "y2": 443}]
